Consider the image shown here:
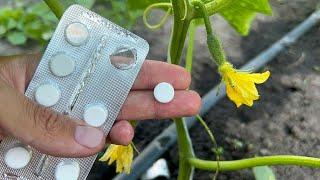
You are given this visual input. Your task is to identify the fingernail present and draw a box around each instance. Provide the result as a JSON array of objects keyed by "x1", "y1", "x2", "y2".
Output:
[{"x1": 75, "y1": 126, "x2": 104, "y2": 148}]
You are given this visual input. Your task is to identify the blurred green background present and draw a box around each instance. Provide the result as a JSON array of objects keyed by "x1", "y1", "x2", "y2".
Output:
[{"x1": 0, "y1": 0, "x2": 144, "y2": 46}]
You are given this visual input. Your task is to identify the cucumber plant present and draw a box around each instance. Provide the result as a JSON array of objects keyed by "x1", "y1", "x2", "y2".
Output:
[{"x1": 11, "y1": 0, "x2": 320, "y2": 179}]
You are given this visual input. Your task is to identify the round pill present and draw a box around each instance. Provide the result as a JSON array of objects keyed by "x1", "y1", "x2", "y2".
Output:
[
  {"x1": 65, "y1": 22, "x2": 89, "y2": 46},
  {"x1": 153, "y1": 82, "x2": 175, "y2": 103},
  {"x1": 84, "y1": 104, "x2": 108, "y2": 127},
  {"x1": 35, "y1": 83, "x2": 61, "y2": 107},
  {"x1": 50, "y1": 53, "x2": 75, "y2": 77},
  {"x1": 55, "y1": 161, "x2": 80, "y2": 180},
  {"x1": 4, "y1": 146, "x2": 31, "y2": 169}
]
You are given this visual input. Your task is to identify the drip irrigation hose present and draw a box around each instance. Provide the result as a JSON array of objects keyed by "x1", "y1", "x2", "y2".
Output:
[{"x1": 114, "y1": 10, "x2": 320, "y2": 180}]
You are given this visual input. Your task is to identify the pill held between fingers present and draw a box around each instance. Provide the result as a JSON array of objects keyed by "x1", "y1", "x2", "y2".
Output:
[
  {"x1": 50, "y1": 53, "x2": 75, "y2": 77},
  {"x1": 84, "y1": 104, "x2": 108, "y2": 127},
  {"x1": 55, "y1": 161, "x2": 80, "y2": 180},
  {"x1": 35, "y1": 83, "x2": 61, "y2": 107},
  {"x1": 153, "y1": 82, "x2": 175, "y2": 103},
  {"x1": 65, "y1": 22, "x2": 89, "y2": 46},
  {"x1": 4, "y1": 146, "x2": 31, "y2": 169}
]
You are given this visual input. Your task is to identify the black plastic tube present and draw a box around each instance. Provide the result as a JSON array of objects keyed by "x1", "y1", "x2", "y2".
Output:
[{"x1": 114, "y1": 10, "x2": 320, "y2": 180}]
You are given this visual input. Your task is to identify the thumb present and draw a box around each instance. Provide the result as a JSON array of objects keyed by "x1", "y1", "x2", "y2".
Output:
[{"x1": 0, "y1": 81, "x2": 105, "y2": 157}]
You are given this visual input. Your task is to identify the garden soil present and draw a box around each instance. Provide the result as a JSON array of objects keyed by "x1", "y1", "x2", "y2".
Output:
[
  {"x1": 0, "y1": 0, "x2": 319, "y2": 179},
  {"x1": 129, "y1": 0, "x2": 320, "y2": 179}
]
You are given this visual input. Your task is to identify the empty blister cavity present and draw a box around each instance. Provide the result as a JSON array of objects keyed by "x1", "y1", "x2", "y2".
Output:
[
  {"x1": 4, "y1": 145, "x2": 32, "y2": 169},
  {"x1": 50, "y1": 53, "x2": 75, "y2": 77},
  {"x1": 55, "y1": 161, "x2": 80, "y2": 180},
  {"x1": 110, "y1": 47, "x2": 137, "y2": 70},
  {"x1": 65, "y1": 22, "x2": 89, "y2": 46},
  {"x1": 83, "y1": 104, "x2": 108, "y2": 127},
  {"x1": 35, "y1": 83, "x2": 61, "y2": 107},
  {"x1": 154, "y1": 82, "x2": 175, "y2": 103}
]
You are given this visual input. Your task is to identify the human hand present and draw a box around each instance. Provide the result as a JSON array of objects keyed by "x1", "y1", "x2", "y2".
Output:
[{"x1": 0, "y1": 54, "x2": 201, "y2": 157}]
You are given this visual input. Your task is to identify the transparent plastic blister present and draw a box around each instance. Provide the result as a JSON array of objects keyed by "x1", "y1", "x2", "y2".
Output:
[{"x1": 0, "y1": 4, "x2": 149, "y2": 180}]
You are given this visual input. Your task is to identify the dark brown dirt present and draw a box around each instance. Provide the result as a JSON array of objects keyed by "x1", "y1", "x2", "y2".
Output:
[
  {"x1": 90, "y1": 0, "x2": 320, "y2": 179},
  {"x1": 130, "y1": 0, "x2": 320, "y2": 179}
]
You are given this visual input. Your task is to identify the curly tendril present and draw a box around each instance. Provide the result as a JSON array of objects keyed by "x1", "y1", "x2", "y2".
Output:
[
  {"x1": 143, "y1": 3, "x2": 173, "y2": 29},
  {"x1": 180, "y1": 0, "x2": 188, "y2": 20}
]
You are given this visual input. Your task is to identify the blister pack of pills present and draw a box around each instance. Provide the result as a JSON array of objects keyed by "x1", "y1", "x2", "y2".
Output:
[{"x1": 0, "y1": 4, "x2": 149, "y2": 180}]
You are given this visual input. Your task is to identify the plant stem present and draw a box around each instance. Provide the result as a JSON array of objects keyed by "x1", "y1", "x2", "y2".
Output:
[
  {"x1": 192, "y1": 0, "x2": 232, "y2": 18},
  {"x1": 169, "y1": 0, "x2": 192, "y2": 65},
  {"x1": 185, "y1": 20, "x2": 196, "y2": 73},
  {"x1": 169, "y1": 0, "x2": 195, "y2": 179},
  {"x1": 43, "y1": 0, "x2": 65, "y2": 19},
  {"x1": 195, "y1": 115, "x2": 220, "y2": 179},
  {"x1": 195, "y1": 115, "x2": 217, "y2": 149},
  {"x1": 174, "y1": 118, "x2": 195, "y2": 180},
  {"x1": 192, "y1": 0, "x2": 226, "y2": 66},
  {"x1": 169, "y1": 20, "x2": 190, "y2": 65},
  {"x1": 188, "y1": 156, "x2": 320, "y2": 171},
  {"x1": 204, "y1": 0, "x2": 232, "y2": 16}
]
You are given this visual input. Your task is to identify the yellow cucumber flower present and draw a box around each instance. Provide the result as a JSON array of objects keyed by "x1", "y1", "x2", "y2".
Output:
[
  {"x1": 218, "y1": 62, "x2": 270, "y2": 107},
  {"x1": 99, "y1": 144, "x2": 133, "y2": 174}
]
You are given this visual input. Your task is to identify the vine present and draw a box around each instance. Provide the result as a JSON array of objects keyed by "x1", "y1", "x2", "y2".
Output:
[{"x1": 43, "y1": 0, "x2": 320, "y2": 179}]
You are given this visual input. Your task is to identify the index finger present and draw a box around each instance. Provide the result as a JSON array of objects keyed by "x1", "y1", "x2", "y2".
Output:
[{"x1": 132, "y1": 60, "x2": 191, "y2": 90}]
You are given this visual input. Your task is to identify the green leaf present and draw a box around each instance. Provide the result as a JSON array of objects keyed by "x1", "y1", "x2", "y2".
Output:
[
  {"x1": 27, "y1": 2, "x2": 58, "y2": 23},
  {"x1": 0, "y1": 7, "x2": 13, "y2": 16},
  {"x1": 253, "y1": 166, "x2": 276, "y2": 180},
  {"x1": 0, "y1": 1, "x2": 57, "y2": 45},
  {"x1": 6, "y1": 18, "x2": 18, "y2": 30},
  {"x1": 220, "y1": 7, "x2": 256, "y2": 36},
  {"x1": 218, "y1": 0, "x2": 272, "y2": 36},
  {"x1": 27, "y1": 2, "x2": 51, "y2": 16},
  {"x1": 7, "y1": 8, "x2": 24, "y2": 19},
  {"x1": 7, "y1": 31, "x2": 27, "y2": 45},
  {"x1": 0, "y1": 25, "x2": 6, "y2": 36},
  {"x1": 237, "y1": 0, "x2": 272, "y2": 15},
  {"x1": 95, "y1": 0, "x2": 143, "y2": 29}
]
